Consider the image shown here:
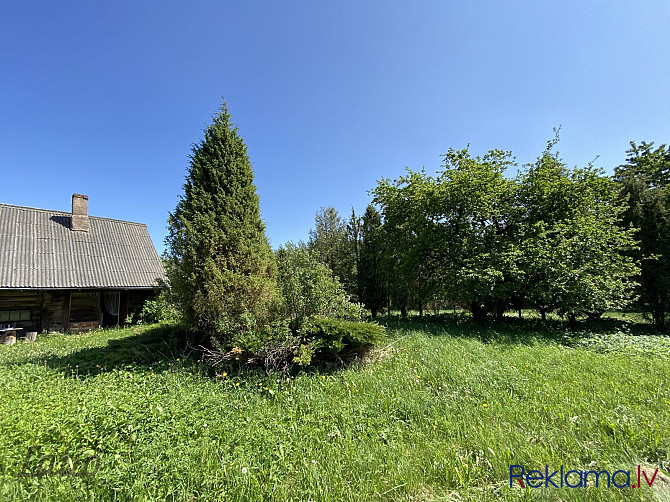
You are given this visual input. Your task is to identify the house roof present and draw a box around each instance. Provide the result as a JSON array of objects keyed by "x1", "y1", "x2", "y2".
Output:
[{"x1": 0, "y1": 203, "x2": 167, "y2": 289}]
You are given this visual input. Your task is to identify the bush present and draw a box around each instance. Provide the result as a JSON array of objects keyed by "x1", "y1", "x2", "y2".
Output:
[
  {"x1": 201, "y1": 244, "x2": 382, "y2": 371},
  {"x1": 138, "y1": 291, "x2": 180, "y2": 324},
  {"x1": 275, "y1": 243, "x2": 364, "y2": 324},
  {"x1": 215, "y1": 316, "x2": 386, "y2": 371},
  {"x1": 293, "y1": 316, "x2": 386, "y2": 366}
]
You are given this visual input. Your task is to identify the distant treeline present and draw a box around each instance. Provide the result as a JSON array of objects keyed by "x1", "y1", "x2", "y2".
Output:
[{"x1": 304, "y1": 136, "x2": 670, "y2": 329}]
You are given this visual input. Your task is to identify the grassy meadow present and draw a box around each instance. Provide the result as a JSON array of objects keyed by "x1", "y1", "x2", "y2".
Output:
[{"x1": 0, "y1": 315, "x2": 668, "y2": 501}]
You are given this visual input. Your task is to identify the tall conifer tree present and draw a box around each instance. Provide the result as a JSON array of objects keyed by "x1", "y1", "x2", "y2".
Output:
[{"x1": 166, "y1": 100, "x2": 277, "y2": 344}]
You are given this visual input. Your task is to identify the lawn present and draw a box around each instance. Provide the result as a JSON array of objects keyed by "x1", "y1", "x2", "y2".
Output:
[{"x1": 0, "y1": 316, "x2": 668, "y2": 501}]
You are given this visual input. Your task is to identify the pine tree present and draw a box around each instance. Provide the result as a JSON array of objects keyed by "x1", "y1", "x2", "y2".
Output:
[{"x1": 165, "y1": 100, "x2": 278, "y2": 345}]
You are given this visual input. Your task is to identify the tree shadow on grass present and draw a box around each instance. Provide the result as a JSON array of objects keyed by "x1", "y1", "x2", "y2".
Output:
[
  {"x1": 32, "y1": 323, "x2": 380, "y2": 380},
  {"x1": 33, "y1": 324, "x2": 202, "y2": 379},
  {"x1": 27, "y1": 314, "x2": 662, "y2": 380},
  {"x1": 376, "y1": 312, "x2": 658, "y2": 346}
]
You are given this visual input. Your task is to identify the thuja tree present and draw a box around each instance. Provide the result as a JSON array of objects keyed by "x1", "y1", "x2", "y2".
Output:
[{"x1": 165, "y1": 101, "x2": 278, "y2": 345}]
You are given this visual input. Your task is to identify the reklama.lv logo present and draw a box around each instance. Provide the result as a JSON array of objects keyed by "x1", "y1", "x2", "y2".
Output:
[{"x1": 510, "y1": 465, "x2": 660, "y2": 489}]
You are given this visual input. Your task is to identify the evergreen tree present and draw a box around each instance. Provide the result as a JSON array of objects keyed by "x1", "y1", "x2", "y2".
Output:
[
  {"x1": 615, "y1": 141, "x2": 670, "y2": 329},
  {"x1": 359, "y1": 205, "x2": 387, "y2": 316},
  {"x1": 165, "y1": 101, "x2": 278, "y2": 345},
  {"x1": 308, "y1": 206, "x2": 356, "y2": 296}
]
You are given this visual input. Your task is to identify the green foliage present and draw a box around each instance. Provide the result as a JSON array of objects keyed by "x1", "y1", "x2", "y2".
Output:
[
  {"x1": 136, "y1": 290, "x2": 179, "y2": 324},
  {"x1": 275, "y1": 242, "x2": 363, "y2": 324},
  {"x1": 372, "y1": 147, "x2": 520, "y2": 320},
  {"x1": 371, "y1": 138, "x2": 640, "y2": 324},
  {"x1": 372, "y1": 169, "x2": 442, "y2": 316},
  {"x1": 293, "y1": 316, "x2": 386, "y2": 366},
  {"x1": 307, "y1": 206, "x2": 356, "y2": 296},
  {"x1": 518, "y1": 142, "x2": 640, "y2": 323},
  {"x1": 165, "y1": 101, "x2": 278, "y2": 345},
  {"x1": 615, "y1": 141, "x2": 670, "y2": 329},
  {"x1": 359, "y1": 205, "x2": 387, "y2": 316}
]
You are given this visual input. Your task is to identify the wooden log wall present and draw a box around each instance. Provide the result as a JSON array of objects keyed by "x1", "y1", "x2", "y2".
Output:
[
  {"x1": 0, "y1": 290, "x2": 41, "y2": 332},
  {"x1": 0, "y1": 289, "x2": 158, "y2": 333}
]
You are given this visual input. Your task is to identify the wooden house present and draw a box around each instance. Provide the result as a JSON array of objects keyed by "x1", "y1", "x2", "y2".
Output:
[{"x1": 0, "y1": 194, "x2": 167, "y2": 333}]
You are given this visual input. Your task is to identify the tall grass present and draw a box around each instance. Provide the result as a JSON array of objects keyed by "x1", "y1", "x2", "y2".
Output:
[{"x1": 0, "y1": 317, "x2": 667, "y2": 501}]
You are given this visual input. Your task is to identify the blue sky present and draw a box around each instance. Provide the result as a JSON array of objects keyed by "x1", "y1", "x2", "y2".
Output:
[{"x1": 1, "y1": 1, "x2": 669, "y2": 254}]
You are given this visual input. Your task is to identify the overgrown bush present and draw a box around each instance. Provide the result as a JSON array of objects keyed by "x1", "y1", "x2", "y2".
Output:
[
  {"x1": 218, "y1": 316, "x2": 386, "y2": 371},
  {"x1": 138, "y1": 290, "x2": 180, "y2": 324},
  {"x1": 293, "y1": 316, "x2": 386, "y2": 366},
  {"x1": 275, "y1": 243, "x2": 364, "y2": 324}
]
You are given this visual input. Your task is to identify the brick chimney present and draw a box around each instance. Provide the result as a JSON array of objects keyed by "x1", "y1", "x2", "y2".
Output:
[{"x1": 71, "y1": 193, "x2": 89, "y2": 232}]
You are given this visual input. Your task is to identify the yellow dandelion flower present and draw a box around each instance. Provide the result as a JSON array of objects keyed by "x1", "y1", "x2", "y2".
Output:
[
  {"x1": 483, "y1": 403, "x2": 488, "y2": 407},
  {"x1": 222, "y1": 372, "x2": 228, "y2": 377},
  {"x1": 235, "y1": 382, "x2": 240, "y2": 387}
]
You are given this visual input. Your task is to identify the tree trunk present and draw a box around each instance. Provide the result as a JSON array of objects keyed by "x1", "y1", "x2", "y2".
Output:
[
  {"x1": 400, "y1": 305, "x2": 407, "y2": 317},
  {"x1": 540, "y1": 309, "x2": 547, "y2": 322},
  {"x1": 471, "y1": 302, "x2": 487, "y2": 324},
  {"x1": 652, "y1": 299, "x2": 666, "y2": 330},
  {"x1": 568, "y1": 313, "x2": 577, "y2": 330}
]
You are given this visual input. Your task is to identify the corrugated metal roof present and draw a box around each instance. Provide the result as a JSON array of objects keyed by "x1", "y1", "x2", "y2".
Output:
[{"x1": 0, "y1": 204, "x2": 167, "y2": 289}]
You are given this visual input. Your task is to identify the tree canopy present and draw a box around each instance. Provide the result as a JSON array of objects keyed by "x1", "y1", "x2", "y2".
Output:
[{"x1": 369, "y1": 141, "x2": 639, "y2": 324}]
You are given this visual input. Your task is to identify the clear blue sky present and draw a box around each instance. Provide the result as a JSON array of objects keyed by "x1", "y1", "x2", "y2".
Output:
[{"x1": 2, "y1": 1, "x2": 669, "y2": 254}]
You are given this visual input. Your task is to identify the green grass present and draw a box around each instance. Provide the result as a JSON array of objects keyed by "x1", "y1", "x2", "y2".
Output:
[{"x1": 0, "y1": 317, "x2": 668, "y2": 501}]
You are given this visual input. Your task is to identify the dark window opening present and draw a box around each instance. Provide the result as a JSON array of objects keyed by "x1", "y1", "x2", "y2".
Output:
[
  {"x1": 69, "y1": 292, "x2": 100, "y2": 322},
  {"x1": 0, "y1": 310, "x2": 31, "y2": 322}
]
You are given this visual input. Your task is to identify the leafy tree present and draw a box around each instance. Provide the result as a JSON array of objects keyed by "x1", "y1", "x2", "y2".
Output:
[
  {"x1": 372, "y1": 139, "x2": 639, "y2": 326},
  {"x1": 518, "y1": 142, "x2": 639, "y2": 326},
  {"x1": 373, "y1": 148, "x2": 519, "y2": 321},
  {"x1": 165, "y1": 101, "x2": 278, "y2": 345},
  {"x1": 615, "y1": 141, "x2": 670, "y2": 329},
  {"x1": 435, "y1": 148, "x2": 520, "y2": 321},
  {"x1": 373, "y1": 169, "x2": 440, "y2": 316}
]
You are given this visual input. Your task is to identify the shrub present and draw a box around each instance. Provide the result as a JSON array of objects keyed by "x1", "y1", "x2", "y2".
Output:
[
  {"x1": 138, "y1": 290, "x2": 179, "y2": 324},
  {"x1": 275, "y1": 243, "x2": 364, "y2": 324},
  {"x1": 214, "y1": 316, "x2": 386, "y2": 371},
  {"x1": 293, "y1": 317, "x2": 386, "y2": 366}
]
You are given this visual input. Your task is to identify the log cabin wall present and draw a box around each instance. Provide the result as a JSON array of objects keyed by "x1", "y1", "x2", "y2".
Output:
[
  {"x1": 0, "y1": 290, "x2": 41, "y2": 331},
  {"x1": 0, "y1": 289, "x2": 158, "y2": 333},
  {"x1": 127, "y1": 290, "x2": 154, "y2": 323},
  {"x1": 69, "y1": 291, "x2": 100, "y2": 332}
]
